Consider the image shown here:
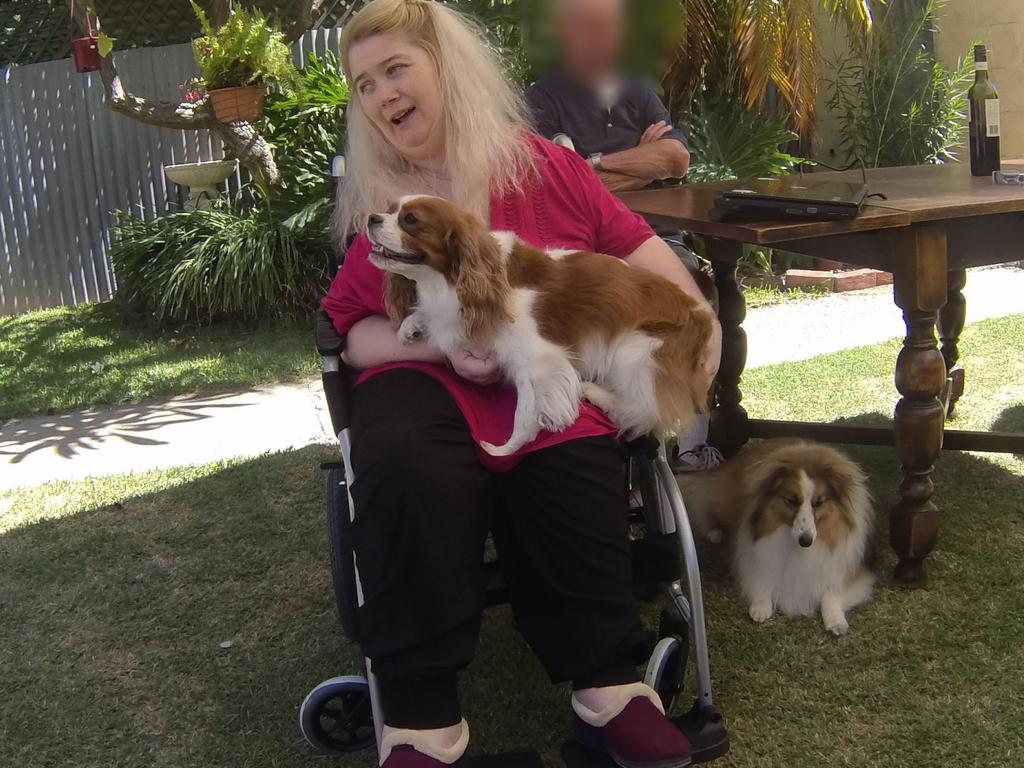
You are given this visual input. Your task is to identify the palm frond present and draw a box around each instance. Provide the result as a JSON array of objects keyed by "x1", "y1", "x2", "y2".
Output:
[
  {"x1": 662, "y1": 0, "x2": 719, "y2": 116},
  {"x1": 736, "y1": 0, "x2": 786, "y2": 110}
]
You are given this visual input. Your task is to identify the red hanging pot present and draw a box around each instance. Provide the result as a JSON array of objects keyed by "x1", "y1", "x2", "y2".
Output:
[{"x1": 71, "y1": 36, "x2": 101, "y2": 73}]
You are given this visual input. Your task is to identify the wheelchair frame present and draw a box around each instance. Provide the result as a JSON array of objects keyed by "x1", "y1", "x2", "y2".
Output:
[{"x1": 301, "y1": 310, "x2": 728, "y2": 763}]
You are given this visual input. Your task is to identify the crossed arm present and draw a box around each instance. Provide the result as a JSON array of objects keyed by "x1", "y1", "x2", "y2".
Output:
[{"x1": 596, "y1": 122, "x2": 691, "y2": 192}]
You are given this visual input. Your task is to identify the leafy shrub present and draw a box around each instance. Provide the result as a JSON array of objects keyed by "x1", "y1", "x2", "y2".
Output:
[
  {"x1": 111, "y1": 200, "x2": 334, "y2": 324},
  {"x1": 111, "y1": 54, "x2": 349, "y2": 324},
  {"x1": 682, "y1": 98, "x2": 803, "y2": 182},
  {"x1": 826, "y1": 0, "x2": 974, "y2": 167},
  {"x1": 190, "y1": 1, "x2": 301, "y2": 93},
  {"x1": 256, "y1": 53, "x2": 349, "y2": 210}
]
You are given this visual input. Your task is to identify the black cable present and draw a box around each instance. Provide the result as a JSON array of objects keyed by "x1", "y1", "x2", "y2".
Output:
[{"x1": 799, "y1": 157, "x2": 888, "y2": 200}]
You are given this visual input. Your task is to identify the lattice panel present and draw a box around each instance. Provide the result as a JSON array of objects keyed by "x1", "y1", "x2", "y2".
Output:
[{"x1": 1, "y1": 0, "x2": 365, "y2": 67}]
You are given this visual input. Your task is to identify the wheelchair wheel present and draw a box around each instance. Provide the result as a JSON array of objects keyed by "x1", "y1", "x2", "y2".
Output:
[
  {"x1": 325, "y1": 467, "x2": 359, "y2": 639},
  {"x1": 645, "y1": 636, "x2": 686, "y2": 715},
  {"x1": 299, "y1": 676, "x2": 376, "y2": 753}
]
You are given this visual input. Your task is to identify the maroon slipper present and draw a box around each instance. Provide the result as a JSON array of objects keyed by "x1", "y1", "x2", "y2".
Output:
[
  {"x1": 379, "y1": 720, "x2": 470, "y2": 768},
  {"x1": 573, "y1": 687, "x2": 692, "y2": 768},
  {"x1": 382, "y1": 744, "x2": 469, "y2": 768}
]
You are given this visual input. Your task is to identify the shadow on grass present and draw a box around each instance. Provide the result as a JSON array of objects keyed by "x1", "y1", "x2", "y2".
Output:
[
  {"x1": 1, "y1": 437, "x2": 1022, "y2": 768},
  {"x1": 992, "y1": 404, "x2": 1024, "y2": 437},
  {"x1": 0, "y1": 392, "x2": 251, "y2": 464}
]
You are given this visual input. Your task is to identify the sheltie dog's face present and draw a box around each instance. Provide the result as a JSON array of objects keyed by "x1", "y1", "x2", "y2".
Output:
[{"x1": 751, "y1": 457, "x2": 864, "y2": 550}]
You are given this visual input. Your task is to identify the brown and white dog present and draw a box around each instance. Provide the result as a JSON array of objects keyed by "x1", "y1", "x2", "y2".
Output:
[
  {"x1": 677, "y1": 439, "x2": 875, "y2": 635},
  {"x1": 366, "y1": 195, "x2": 714, "y2": 456}
]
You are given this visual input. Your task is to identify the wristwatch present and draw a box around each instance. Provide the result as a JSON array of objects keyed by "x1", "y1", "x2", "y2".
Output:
[{"x1": 588, "y1": 153, "x2": 604, "y2": 171}]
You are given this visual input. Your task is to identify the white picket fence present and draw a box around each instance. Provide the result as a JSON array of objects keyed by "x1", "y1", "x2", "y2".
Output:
[{"x1": 0, "y1": 28, "x2": 343, "y2": 315}]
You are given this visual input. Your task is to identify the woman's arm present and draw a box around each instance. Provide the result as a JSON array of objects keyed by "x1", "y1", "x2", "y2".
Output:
[
  {"x1": 344, "y1": 316, "x2": 502, "y2": 386},
  {"x1": 625, "y1": 236, "x2": 711, "y2": 310},
  {"x1": 625, "y1": 236, "x2": 722, "y2": 384},
  {"x1": 343, "y1": 315, "x2": 446, "y2": 368}
]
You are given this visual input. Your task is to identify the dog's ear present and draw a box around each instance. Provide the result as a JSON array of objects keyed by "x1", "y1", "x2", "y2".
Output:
[
  {"x1": 821, "y1": 455, "x2": 871, "y2": 529},
  {"x1": 754, "y1": 460, "x2": 788, "y2": 497},
  {"x1": 446, "y1": 213, "x2": 511, "y2": 341},
  {"x1": 384, "y1": 273, "x2": 418, "y2": 329}
]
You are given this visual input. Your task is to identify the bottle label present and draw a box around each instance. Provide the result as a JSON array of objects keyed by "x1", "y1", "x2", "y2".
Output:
[
  {"x1": 987, "y1": 100, "x2": 1001, "y2": 138},
  {"x1": 976, "y1": 61, "x2": 989, "y2": 71}
]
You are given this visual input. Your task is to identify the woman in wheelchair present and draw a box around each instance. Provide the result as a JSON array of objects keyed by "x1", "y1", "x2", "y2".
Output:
[{"x1": 320, "y1": 2, "x2": 721, "y2": 766}]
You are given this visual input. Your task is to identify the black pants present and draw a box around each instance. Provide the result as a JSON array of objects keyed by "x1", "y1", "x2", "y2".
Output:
[{"x1": 349, "y1": 370, "x2": 646, "y2": 729}]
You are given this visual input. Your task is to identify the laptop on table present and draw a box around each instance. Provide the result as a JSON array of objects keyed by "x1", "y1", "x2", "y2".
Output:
[{"x1": 712, "y1": 176, "x2": 869, "y2": 222}]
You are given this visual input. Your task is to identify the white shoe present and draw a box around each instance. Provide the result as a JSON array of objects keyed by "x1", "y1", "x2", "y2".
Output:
[{"x1": 671, "y1": 444, "x2": 724, "y2": 473}]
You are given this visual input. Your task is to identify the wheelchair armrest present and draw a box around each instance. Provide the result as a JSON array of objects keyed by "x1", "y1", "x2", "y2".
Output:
[
  {"x1": 626, "y1": 434, "x2": 661, "y2": 460},
  {"x1": 316, "y1": 309, "x2": 346, "y2": 357},
  {"x1": 315, "y1": 309, "x2": 352, "y2": 435}
]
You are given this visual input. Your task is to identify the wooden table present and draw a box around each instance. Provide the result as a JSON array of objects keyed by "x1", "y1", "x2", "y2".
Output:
[{"x1": 622, "y1": 163, "x2": 1024, "y2": 585}]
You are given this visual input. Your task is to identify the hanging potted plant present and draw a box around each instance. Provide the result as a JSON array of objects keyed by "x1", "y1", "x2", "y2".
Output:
[
  {"x1": 190, "y1": 1, "x2": 302, "y2": 124},
  {"x1": 70, "y1": 7, "x2": 102, "y2": 73}
]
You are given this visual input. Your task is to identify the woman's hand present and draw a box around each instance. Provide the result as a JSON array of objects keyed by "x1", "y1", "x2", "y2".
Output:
[{"x1": 449, "y1": 343, "x2": 502, "y2": 386}]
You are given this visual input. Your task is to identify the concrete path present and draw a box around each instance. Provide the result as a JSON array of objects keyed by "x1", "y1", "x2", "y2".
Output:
[
  {"x1": 0, "y1": 381, "x2": 335, "y2": 493},
  {"x1": 746, "y1": 265, "x2": 1024, "y2": 368},
  {"x1": 4, "y1": 265, "x2": 1024, "y2": 493}
]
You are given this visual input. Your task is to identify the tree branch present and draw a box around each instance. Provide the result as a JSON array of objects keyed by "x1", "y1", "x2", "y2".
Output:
[{"x1": 68, "y1": 0, "x2": 281, "y2": 186}]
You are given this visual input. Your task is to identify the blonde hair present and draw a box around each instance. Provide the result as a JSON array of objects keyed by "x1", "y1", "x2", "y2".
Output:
[{"x1": 336, "y1": 0, "x2": 537, "y2": 237}]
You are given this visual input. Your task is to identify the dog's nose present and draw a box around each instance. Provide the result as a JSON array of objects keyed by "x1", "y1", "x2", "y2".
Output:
[
  {"x1": 368, "y1": 213, "x2": 384, "y2": 226},
  {"x1": 798, "y1": 532, "x2": 814, "y2": 548}
]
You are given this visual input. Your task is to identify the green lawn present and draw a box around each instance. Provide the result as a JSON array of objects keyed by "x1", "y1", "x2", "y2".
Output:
[
  {"x1": 740, "y1": 283, "x2": 823, "y2": 309},
  {"x1": 0, "y1": 302, "x2": 319, "y2": 422},
  {"x1": 2, "y1": 315, "x2": 1023, "y2": 767}
]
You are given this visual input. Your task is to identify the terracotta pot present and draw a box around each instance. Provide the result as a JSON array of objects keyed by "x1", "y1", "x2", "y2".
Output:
[
  {"x1": 71, "y1": 36, "x2": 101, "y2": 73},
  {"x1": 208, "y1": 85, "x2": 266, "y2": 123}
]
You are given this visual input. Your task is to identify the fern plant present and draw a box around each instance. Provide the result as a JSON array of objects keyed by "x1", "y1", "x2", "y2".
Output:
[
  {"x1": 257, "y1": 53, "x2": 350, "y2": 209},
  {"x1": 111, "y1": 54, "x2": 348, "y2": 323},
  {"x1": 190, "y1": 1, "x2": 301, "y2": 93}
]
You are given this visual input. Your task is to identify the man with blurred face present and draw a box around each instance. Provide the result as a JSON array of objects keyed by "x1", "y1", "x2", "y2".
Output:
[
  {"x1": 528, "y1": 0, "x2": 718, "y2": 473},
  {"x1": 527, "y1": 0, "x2": 690, "y2": 193}
]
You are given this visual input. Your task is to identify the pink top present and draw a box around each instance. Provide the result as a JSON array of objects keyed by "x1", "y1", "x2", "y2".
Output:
[{"x1": 321, "y1": 134, "x2": 655, "y2": 471}]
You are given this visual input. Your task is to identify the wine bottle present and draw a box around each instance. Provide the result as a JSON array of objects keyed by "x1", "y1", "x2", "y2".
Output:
[{"x1": 969, "y1": 44, "x2": 1001, "y2": 176}]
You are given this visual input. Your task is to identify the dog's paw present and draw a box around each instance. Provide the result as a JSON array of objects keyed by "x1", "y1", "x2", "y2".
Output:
[
  {"x1": 537, "y1": 408, "x2": 576, "y2": 432},
  {"x1": 749, "y1": 600, "x2": 775, "y2": 624},
  {"x1": 397, "y1": 316, "x2": 424, "y2": 344},
  {"x1": 581, "y1": 382, "x2": 616, "y2": 412},
  {"x1": 824, "y1": 615, "x2": 850, "y2": 636}
]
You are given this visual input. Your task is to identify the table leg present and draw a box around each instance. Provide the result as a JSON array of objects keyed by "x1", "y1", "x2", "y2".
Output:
[
  {"x1": 938, "y1": 268, "x2": 967, "y2": 418},
  {"x1": 891, "y1": 226, "x2": 949, "y2": 585},
  {"x1": 706, "y1": 238, "x2": 748, "y2": 456}
]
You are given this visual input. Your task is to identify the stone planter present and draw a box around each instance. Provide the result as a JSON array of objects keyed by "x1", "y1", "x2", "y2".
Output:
[{"x1": 164, "y1": 160, "x2": 238, "y2": 210}]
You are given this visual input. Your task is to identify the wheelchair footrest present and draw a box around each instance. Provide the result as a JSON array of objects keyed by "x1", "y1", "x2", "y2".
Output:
[{"x1": 671, "y1": 702, "x2": 730, "y2": 764}]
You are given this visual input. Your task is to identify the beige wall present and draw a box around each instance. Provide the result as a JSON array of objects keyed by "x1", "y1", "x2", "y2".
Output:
[
  {"x1": 811, "y1": 3, "x2": 850, "y2": 162},
  {"x1": 934, "y1": 0, "x2": 1024, "y2": 160},
  {"x1": 813, "y1": 2, "x2": 1024, "y2": 162}
]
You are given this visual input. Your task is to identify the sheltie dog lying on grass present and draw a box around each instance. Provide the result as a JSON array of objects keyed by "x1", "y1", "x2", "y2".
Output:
[{"x1": 677, "y1": 439, "x2": 875, "y2": 635}]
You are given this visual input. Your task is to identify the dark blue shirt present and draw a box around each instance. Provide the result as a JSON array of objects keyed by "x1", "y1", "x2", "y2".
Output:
[{"x1": 526, "y1": 71, "x2": 687, "y2": 158}]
